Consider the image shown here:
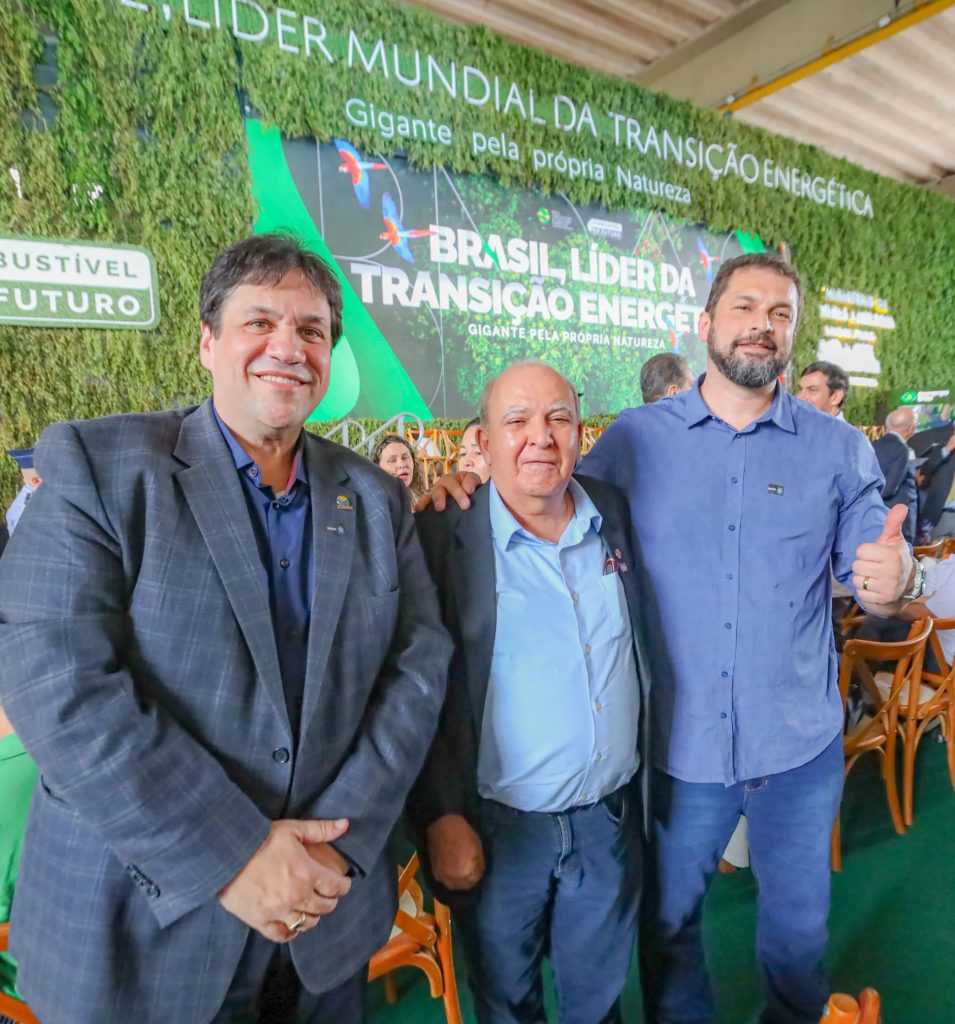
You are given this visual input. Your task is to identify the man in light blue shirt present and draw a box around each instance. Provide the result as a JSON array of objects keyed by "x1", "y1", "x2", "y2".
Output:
[{"x1": 412, "y1": 361, "x2": 651, "y2": 1024}]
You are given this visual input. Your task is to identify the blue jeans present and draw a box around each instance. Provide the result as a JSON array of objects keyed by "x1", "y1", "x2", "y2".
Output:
[
  {"x1": 640, "y1": 735, "x2": 843, "y2": 1024},
  {"x1": 454, "y1": 785, "x2": 641, "y2": 1024}
]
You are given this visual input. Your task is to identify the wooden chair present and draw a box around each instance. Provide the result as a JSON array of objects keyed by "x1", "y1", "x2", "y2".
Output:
[
  {"x1": 832, "y1": 618, "x2": 933, "y2": 870},
  {"x1": 878, "y1": 616, "x2": 955, "y2": 826},
  {"x1": 838, "y1": 598, "x2": 866, "y2": 638},
  {"x1": 915, "y1": 539, "x2": 945, "y2": 558},
  {"x1": 941, "y1": 537, "x2": 955, "y2": 559},
  {"x1": 0, "y1": 924, "x2": 39, "y2": 1024},
  {"x1": 368, "y1": 853, "x2": 463, "y2": 1024}
]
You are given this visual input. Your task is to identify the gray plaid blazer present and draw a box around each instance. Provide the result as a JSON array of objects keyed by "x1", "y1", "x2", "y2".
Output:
[{"x1": 0, "y1": 399, "x2": 451, "y2": 1024}]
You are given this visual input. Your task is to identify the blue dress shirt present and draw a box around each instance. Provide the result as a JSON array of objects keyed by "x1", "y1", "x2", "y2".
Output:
[
  {"x1": 582, "y1": 380, "x2": 886, "y2": 785},
  {"x1": 477, "y1": 478, "x2": 640, "y2": 812},
  {"x1": 213, "y1": 409, "x2": 312, "y2": 740}
]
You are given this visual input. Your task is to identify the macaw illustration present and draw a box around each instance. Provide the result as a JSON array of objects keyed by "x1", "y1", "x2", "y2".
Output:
[
  {"x1": 696, "y1": 235, "x2": 720, "y2": 284},
  {"x1": 380, "y1": 192, "x2": 432, "y2": 263},
  {"x1": 333, "y1": 138, "x2": 386, "y2": 209},
  {"x1": 662, "y1": 312, "x2": 678, "y2": 350}
]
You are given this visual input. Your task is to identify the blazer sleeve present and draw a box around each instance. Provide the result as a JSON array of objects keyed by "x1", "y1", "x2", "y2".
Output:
[
  {"x1": 303, "y1": 481, "x2": 452, "y2": 876},
  {"x1": 405, "y1": 508, "x2": 477, "y2": 835},
  {"x1": 0, "y1": 423, "x2": 272, "y2": 929}
]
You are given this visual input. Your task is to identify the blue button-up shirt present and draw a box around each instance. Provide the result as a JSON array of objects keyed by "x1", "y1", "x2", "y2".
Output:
[
  {"x1": 477, "y1": 478, "x2": 640, "y2": 812},
  {"x1": 582, "y1": 380, "x2": 886, "y2": 785},
  {"x1": 214, "y1": 409, "x2": 312, "y2": 740}
]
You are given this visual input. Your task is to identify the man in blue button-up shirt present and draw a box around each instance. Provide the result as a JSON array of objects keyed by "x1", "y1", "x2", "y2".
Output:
[
  {"x1": 412, "y1": 361, "x2": 651, "y2": 1024},
  {"x1": 582, "y1": 253, "x2": 913, "y2": 1024}
]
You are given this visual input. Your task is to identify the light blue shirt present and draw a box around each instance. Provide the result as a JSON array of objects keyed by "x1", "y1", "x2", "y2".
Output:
[
  {"x1": 5, "y1": 483, "x2": 36, "y2": 536},
  {"x1": 477, "y1": 478, "x2": 640, "y2": 813},
  {"x1": 582, "y1": 379, "x2": 887, "y2": 785}
]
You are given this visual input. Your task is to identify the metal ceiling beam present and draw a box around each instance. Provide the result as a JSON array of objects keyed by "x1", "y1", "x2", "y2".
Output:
[
  {"x1": 637, "y1": 0, "x2": 942, "y2": 108},
  {"x1": 721, "y1": 0, "x2": 955, "y2": 112}
]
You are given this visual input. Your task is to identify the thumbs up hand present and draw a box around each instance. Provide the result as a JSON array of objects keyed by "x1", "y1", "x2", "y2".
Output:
[{"x1": 852, "y1": 504, "x2": 915, "y2": 608}]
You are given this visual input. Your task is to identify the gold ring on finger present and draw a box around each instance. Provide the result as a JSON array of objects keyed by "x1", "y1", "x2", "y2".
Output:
[{"x1": 289, "y1": 911, "x2": 307, "y2": 933}]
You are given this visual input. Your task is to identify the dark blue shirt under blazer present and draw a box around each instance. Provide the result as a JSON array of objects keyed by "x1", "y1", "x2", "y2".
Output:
[{"x1": 214, "y1": 408, "x2": 312, "y2": 739}]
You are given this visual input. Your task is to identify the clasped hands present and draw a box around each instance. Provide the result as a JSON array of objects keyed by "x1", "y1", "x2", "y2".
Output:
[{"x1": 219, "y1": 818, "x2": 352, "y2": 942}]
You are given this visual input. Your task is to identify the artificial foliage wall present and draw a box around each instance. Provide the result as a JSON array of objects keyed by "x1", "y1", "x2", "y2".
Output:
[{"x1": 2, "y1": 0, "x2": 955, "y2": 504}]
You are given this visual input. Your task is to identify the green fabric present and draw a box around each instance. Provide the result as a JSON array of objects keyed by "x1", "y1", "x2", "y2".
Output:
[
  {"x1": 0, "y1": 733, "x2": 38, "y2": 1002},
  {"x1": 370, "y1": 740, "x2": 955, "y2": 1023}
]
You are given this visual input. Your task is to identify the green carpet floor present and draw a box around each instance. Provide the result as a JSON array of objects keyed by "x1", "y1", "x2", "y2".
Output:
[{"x1": 369, "y1": 740, "x2": 955, "y2": 1023}]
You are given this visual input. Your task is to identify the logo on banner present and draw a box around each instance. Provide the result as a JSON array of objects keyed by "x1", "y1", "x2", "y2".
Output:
[{"x1": 0, "y1": 235, "x2": 160, "y2": 329}]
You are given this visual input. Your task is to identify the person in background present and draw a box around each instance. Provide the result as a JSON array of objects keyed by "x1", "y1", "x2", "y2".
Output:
[
  {"x1": 455, "y1": 417, "x2": 490, "y2": 483},
  {"x1": 873, "y1": 407, "x2": 919, "y2": 545},
  {"x1": 4, "y1": 450, "x2": 40, "y2": 537},
  {"x1": 411, "y1": 361, "x2": 650, "y2": 1024},
  {"x1": 0, "y1": 234, "x2": 450, "y2": 1024},
  {"x1": 797, "y1": 361, "x2": 850, "y2": 419},
  {"x1": 640, "y1": 353, "x2": 694, "y2": 405},
  {"x1": 373, "y1": 433, "x2": 425, "y2": 506},
  {"x1": 0, "y1": 702, "x2": 38, "y2": 1021}
]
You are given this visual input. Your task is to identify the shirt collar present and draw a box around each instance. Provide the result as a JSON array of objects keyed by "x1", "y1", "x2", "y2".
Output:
[
  {"x1": 683, "y1": 375, "x2": 795, "y2": 434},
  {"x1": 212, "y1": 405, "x2": 307, "y2": 491},
  {"x1": 489, "y1": 477, "x2": 601, "y2": 551}
]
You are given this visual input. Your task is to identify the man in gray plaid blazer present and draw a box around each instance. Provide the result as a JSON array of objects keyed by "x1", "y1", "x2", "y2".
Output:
[{"x1": 0, "y1": 235, "x2": 451, "y2": 1024}]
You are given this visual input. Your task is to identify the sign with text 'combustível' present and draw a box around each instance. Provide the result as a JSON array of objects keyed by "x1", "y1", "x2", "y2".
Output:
[{"x1": 0, "y1": 236, "x2": 160, "y2": 329}]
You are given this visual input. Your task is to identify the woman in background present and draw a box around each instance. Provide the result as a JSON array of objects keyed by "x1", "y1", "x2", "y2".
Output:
[
  {"x1": 373, "y1": 434, "x2": 425, "y2": 507},
  {"x1": 456, "y1": 417, "x2": 491, "y2": 483}
]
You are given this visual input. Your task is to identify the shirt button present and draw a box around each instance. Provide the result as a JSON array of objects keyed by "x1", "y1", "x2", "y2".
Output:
[
  {"x1": 724, "y1": 622, "x2": 732, "y2": 630},
  {"x1": 280, "y1": 559, "x2": 290, "y2": 569},
  {"x1": 595, "y1": 700, "x2": 602, "y2": 711},
  {"x1": 584, "y1": 644, "x2": 592, "y2": 655},
  {"x1": 247, "y1": 467, "x2": 258, "y2": 479},
  {"x1": 594, "y1": 752, "x2": 602, "y2": 762},
  {"x1": 720, "y1": 712, "x2": 728, "y2": 719},
  {"x1": 721, "y1": 671, "x2": 729, "y2": 678},
  {"x1": 272, "y1": 747, "x2": 290, "y2": 764},
  {"x1": 728, "y1": 524, "x2": 736, "y2": 532},
  {"x1": 571, "y1": 591, "x2": 579, "y2": 603},
  {"x1": 272, "y1": 501, "x2": 282, "y2": 511},
  {"x1": 725, "y1": 573, "x2": 734, "y2": 580},
  {"x1": 731, "y1": 476, "x2": 738, "y2": 483}
]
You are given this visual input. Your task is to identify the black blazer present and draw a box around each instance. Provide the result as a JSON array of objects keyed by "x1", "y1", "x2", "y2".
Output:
[
  {"x1": 409, "y1": 474, "x2": 653, "y2": 906},
  {"x1": 872, "y1": 432, "x2": 918, "y2": 544}
]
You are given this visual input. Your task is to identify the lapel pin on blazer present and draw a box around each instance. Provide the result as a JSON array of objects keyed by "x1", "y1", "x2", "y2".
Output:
[
  {"x1": 326, "y1": 524, "x2": 346, "y2": 535},
  {"x1": 336, "y1": 494, "x2": 354, "y2": 511}
]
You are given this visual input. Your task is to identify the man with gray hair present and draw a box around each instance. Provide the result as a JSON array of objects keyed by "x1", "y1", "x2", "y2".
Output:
[
  {"x1": 640, "y1": 352, "x2": 694, "y2": 405},
  {"x1": 410, "y1": 360, "x2": 651, "y2": 1024},
  {"x1": 873, "y1": 406, "x2": 919, "y2": 544}
]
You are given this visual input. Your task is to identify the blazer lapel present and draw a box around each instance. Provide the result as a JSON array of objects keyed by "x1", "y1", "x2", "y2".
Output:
[
  {"x1": 299, "y1": 437, "x2": 356, "y2": 731},
  {"x1": 451, "y1": 486, "x2": 497, "y2": 739},
  {"x1": 583, "y1": 478, "x2": 653, "y2": 703},
  {"x1": 173, "y1": 401, "x2": 289, "y2": 731}
]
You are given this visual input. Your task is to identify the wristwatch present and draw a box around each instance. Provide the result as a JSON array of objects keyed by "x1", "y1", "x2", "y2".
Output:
[{"x1": 901, "y1": 558, "x2": 927, "y2": 601}]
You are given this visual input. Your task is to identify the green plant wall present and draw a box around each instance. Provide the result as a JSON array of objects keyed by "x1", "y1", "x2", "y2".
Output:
[{"x1": 2, "y1": 0, "x2": 954, "y2": 506}]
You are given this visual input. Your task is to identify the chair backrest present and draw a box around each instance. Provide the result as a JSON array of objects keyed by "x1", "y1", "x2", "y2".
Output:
[
  {"x1": 0, "y1": 923, "x2": 41, "y2": 1024},
  {"x1": 915, "y1": 540, "x2": 945, "y2": 558},
  {"x1": 839, "y1": 618, "x2": 933, "y2": 729}
]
